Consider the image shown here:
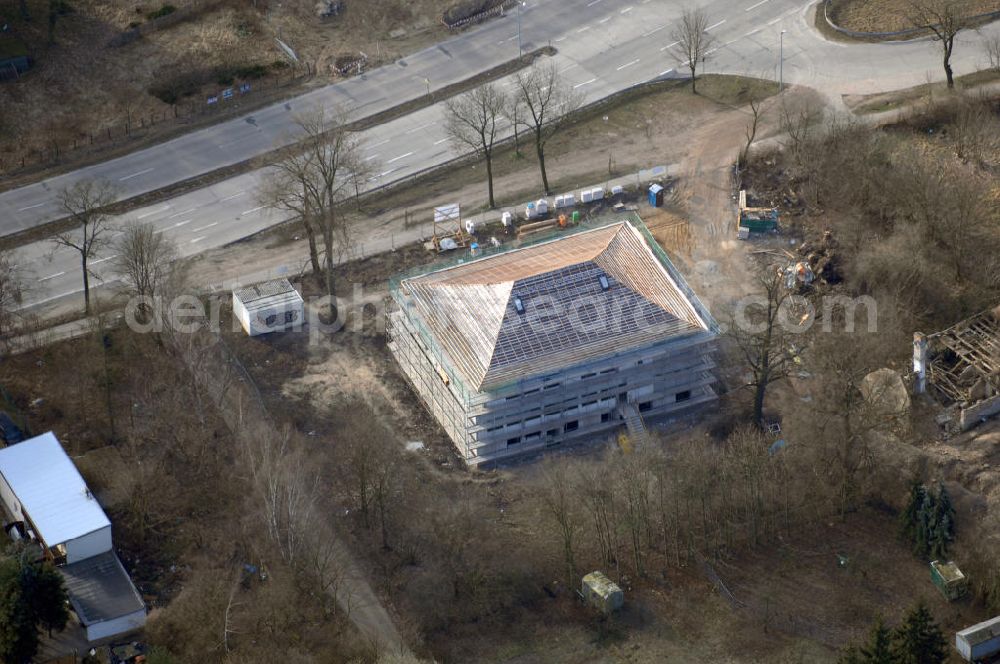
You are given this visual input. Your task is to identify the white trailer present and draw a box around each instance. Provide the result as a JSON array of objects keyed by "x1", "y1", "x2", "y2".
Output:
[{"x1": 232, "y1": 279, "x2": 305, "y2": 336}]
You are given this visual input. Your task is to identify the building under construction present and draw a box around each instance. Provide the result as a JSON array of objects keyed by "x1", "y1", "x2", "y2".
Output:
[{"x1": 387, "y1": 215, "x2": 718, "y2": 466}]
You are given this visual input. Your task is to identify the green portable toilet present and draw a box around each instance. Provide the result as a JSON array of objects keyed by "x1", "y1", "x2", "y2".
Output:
[{"x1": 571, "y1": 210, "x2": 581, "y2": 224}]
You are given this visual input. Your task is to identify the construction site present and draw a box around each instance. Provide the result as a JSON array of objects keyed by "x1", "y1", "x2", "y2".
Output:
[{"x1": 387, "y1": 214, "x2": 718, "y2": 465}]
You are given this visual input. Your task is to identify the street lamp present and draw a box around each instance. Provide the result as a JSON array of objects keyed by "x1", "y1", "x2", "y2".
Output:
[
  {"x1": 779, "y1": 29, "x2": 787, "y2": 92},
  {"x1": 517, "y1": 1, "x2": 527, "y2": 56}
]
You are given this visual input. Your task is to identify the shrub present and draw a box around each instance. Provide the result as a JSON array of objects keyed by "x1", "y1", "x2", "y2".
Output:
[{"x1": 146, "y1": 4, "x2": 177, "y2": 21}]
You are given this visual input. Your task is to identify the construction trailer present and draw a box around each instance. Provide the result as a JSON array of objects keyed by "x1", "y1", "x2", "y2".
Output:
[
  {"x1": 956, "y1": 615, "x2": 1000, "y2": 662},
  {"x1": 387, "y1": 214, "x2": 718, "y2": 466},
  {"x1": 930, "y1": 560, "x2": 968, "y2": 601},
  {"x1": 581, "y1": 571, "x2": 624, "y2": 613},
  {"x1": 232, "y1": 278, "x2": 304, "y2": 337}
]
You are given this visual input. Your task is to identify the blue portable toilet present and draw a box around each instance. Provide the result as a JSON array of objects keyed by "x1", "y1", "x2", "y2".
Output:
[{"x1": 648, "y1": 184, "x2": 665, "y2": 207}]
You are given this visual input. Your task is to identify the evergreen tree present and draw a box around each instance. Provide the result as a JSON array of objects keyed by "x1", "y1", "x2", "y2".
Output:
[
  {"x1": 914, "y1": 490, "x2": 936, "y2": 559},
  {"x1": 838, "y1": 646, "x2": 864, "y2": 664},
  {"x1": 0, "y1": 558, "x2": 39, "y2": 664},
  {"x1": 860, "y1": 617, "x2": 897, "y2": 664},
  {"x1": 931, "y1": 482, "x2": 955, "y2": 540},
  {"x1": 893, "y1": 600, "x2": 947, "y2": 664},
  {"x1": 898, "y1": 480, "x2": 925, "y2": 545},
  {"x1": 929, "y1": 513, "x2": 952, "y2": 560},
  {"x1": 22, "y1": 561, "x2": 69, "y2": 637}
]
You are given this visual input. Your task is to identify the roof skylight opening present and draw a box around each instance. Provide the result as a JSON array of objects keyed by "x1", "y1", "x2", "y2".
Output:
[
  {"x1": 514, "y1": 297, "x2": 525, "y2": 315},
  {"x1": 598, "y1": 275, "x2": 610, "y2": 291}
]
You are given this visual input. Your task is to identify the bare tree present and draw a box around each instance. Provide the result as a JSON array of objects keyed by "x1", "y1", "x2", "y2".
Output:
[
  {"x1": 0, "y1": 251, "x2": 25, "y2": 348},
  {"x1": 908, "y1": 0, "x2": 967, "y2": 88},
  {"x1": 537, "y1": 459, "x2": 583, "y2": 587},
  {"x1": 261, "y1": 108, "x2": 373, "y2": 302},
  {"x1": 113, "y1": 222, "x2": 179, "y2": 322},
  {"x1": 444, "y1": 82, "x2": 506, "y2": 209},
  {"x1": 512, "y1": 62, "x2": 584, "y2": 194},
  {"x1": 986, "y1": 33, "x2": 1000, "y2": 71},
  {"x1": 947, "y1": 97, "x2": 1000, "y2": 164},
  {"x1": 738, "y1": 97, "x2": 763, "y2": 171},
  {"x1": 53, "y1": 179, "x2": 118, "y2": 315},
  {"x1": 670, "y1": 7, "x2": 716, "y2": 94}
]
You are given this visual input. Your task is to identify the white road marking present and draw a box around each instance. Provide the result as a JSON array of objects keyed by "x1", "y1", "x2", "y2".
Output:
[
  {"x1": 136, "y1": 205, "x2": 170, "y2": 219},
  {"x1": 190, "y1": 236, "x2": 206, "y2": 244},
  {"x1": 364, "y1": 154, "x2": 380, "y2": 161},
  {"x1": 586, "y1": 0, "x2": 601, "y2": 5},
  {"x1": 387, "y1": 151, "x2": 414, "y2": 163},
  {"x1": 598, "y1": 16, "x2": 611, "y2": 23},
  {"x1": 745, "y1": 0, "x2": 769, "y2": 9},
  {"x1": 577, "y1": 25, "x2": 591, "y2": 33},
  {"x1": 554, "y1": 35, "x2": 567, "y2": 42},
  {"x1": 705, "y1": 19, "x2": 726, "y2": 31},
  {"x1": 220, "y1": 191, "x2": 246, "y2": 202},
  {"x1": 505, "y1": 34, "x2": 518, "y2": 42},
  {"x1": 659, "y1": 68, "x2": 675, "y2": 75},
  {"x1": 642, "y1": 25, "x2": 666, "y2": 37},
  {"x1": 620, "y1": 6, "x2": 633, "y2": 13},
  {"x1": 745, "y1": 26, "x2": 763, "y2": 36},
  {"x1": 169, "y1": 207, "x2": 196, "y2": 219},
  {"x1": 573, "y1": 78, "x2": 597, "y2": 89},
  {"x1": 767, "y1": 15, "x2": 782, "y2": 24},
  {"x1": 660, "y1": 40, "x2": 679, "y2": 51},
  {"x1": 91, "y1": 255, "x2": 117, "y2": 265},
  {"x1": 194, "y1": 222, "x2": 218, "y2": 232},
  {"x1": 616, "y1": 59, "x2": 640, "y2": 70},
  {"x1": 17, "y1": 202, "x2": 45, "y2": 212},
  {"x1": 119, "y1": 167, "x2": 154, "y2": 181},
  {"x1": 39, "y1": 271, "x2": 65, "y2": 282},
  {"x1": 174, "y1": 219, "x2": 192, "y2": 228},
  {"x1": 558, "y1": 63, "x2": 577, "y2": 73},
  {"x1": 242, "y1": 206, "x2": 265, "y2": 215},
  {"x1": 370, "y1": 139, "x2": 391, "y2": 148},
  {"x1": 378, "y1": 168, "x2": 397, "y2": 178},
  {"x1": 434, "y1": 138, "x2": 449, "y2": 145}
]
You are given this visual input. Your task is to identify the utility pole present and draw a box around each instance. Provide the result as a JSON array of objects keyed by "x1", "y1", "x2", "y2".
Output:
[
  {"x1": 779, "y1": 29, "x2": 787, "y2": 92},
  {"x1": 517, "y1": 1, "x2": 526, "y2": 56}
]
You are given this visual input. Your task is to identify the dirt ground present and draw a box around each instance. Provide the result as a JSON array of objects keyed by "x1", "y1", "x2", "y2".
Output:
[
  {"x1": 828, "y1": 0, "x2": 1000, "y2": 33},
  {"x1": 0, "y1": 0, "x2": 455, "y2": 166}
]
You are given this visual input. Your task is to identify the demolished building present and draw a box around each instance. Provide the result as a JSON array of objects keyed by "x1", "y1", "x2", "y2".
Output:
[{"x1": 387, "y1": 215, "x2": 718, "y2": 466}]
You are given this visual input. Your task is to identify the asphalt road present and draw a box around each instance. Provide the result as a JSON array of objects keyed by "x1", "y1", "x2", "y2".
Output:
[{"x1": 9, "y1": 0, "x2": 1000, "y2": 309}]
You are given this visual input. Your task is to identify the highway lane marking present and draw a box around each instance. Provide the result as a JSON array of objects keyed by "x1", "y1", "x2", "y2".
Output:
[
  {"x1": 598, "y1": 16, "x2": 611, "y2": 23},
  {"x1": 659, "y1": 68, "x2": 675, "y2": 75},
  {"x1": 174, "y1": 219, "x2": 193, "y2": 228},
  {"x1": 505, "y1": 34, "x2": 518, "y2": 42},
  {"x1": 169, "y1": 207, "x2": 196, "y2": 218},
  {"x1": 642, "y1": 25, "x2": 666, "y2": 37},
  {"x1": 91, "y1": 255, "x2": 117, "y2": 265},
  {"x1": 190, "y1": 236, "x2": 206, "y2": 244},
  {"x1": 364, "y1": 154, "x2": 380, "y2": 161},
  {"x1": 39, "y1": 271, "x2": 65, "y2": 282},
  {"x1": 194, "y1": 222, "x2": 218, "y2": 232},
  {"x1": 220, "y1": 191, "x2": 246, "y2": 202},
  {"x1": 586, "y1": 0, "x2": 601, "y2": 5},
  {"x1": 616, "y1": 59, "x2": 640, "y2": 70},
  {"x1": 406, "y1": 122, "x2": 436, "y2": 134},
  {"x1": 434, "y1": 138, "x2": 450, "y2": 145},
  {"x1": 558, "y1": 63, "x2": 577, "y2": 73},
  {"x1": 745, "y1": 26, "x2": 763, "y2": 36},
  {"x1": 17, "y1": 202, "x2": 45, "y2": 212},
  {"x1": 745, "y1": 0, "x2": 769, "y2": 9},
  {"x1": 119, "y1": 168, "x2": 154, "y2": 181},
  {"x1": 554, "y1": 35, "x2": 567, "y2": 42},
  {"x1": 620, "y1": 6, "x2": 633, "y2": 13},
  {"x1": 767, "y1": 15, "x2": 782, "y2": 24},
  {"x1": 660, "y1": 40, "x2": 679, "y2": 51},
  {"x1": 705, "y1": 19, "x2": 726, "y2": 31},
  {"x1": 387, "y1": 151, "x2": 414, "y2": 163},
  {"x1": 370, "y1": 139, "x2": 391, "y2": 148},
  {"x1": 573, "y1": 78, "x2": 597, "y2": 89},
  {"x1": 136, "y1": 205, "x2": 170, "y2": 219},
  {"x1": 242, "y1": 206, "x2": 265, "y2": 215}
]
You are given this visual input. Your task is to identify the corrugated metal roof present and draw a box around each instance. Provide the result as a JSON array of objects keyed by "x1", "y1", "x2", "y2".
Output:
[
  {"x1": 401, "y1": 222, "x2": 710, "y2": 391},
  {"x1": 0, "y1": 432, "x2": 110, "y2": 546},
  {"x1": 59, "y1": 551, "x2": 145, "y2": 626},
  {"x1": 233, "y1": 278, "x2": 302, "y2": 310}
]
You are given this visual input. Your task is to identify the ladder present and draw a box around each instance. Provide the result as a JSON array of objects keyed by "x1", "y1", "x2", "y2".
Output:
[{"x1": 620, "y1": 402, "x2": 650, "y2": 447}]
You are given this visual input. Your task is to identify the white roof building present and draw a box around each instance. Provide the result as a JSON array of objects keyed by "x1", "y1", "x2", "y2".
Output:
[
  {"x1": 0, "y1": 431, "x2": 111, "y2": 561},
  {"x1": 232, "y1": 278, "x2": 305, "y2": 336}
]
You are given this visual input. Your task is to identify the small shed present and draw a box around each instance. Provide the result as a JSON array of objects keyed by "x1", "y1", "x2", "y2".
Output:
[
  {"x1": 60, "y1": 551, "x2": 147, "y2": 642},
  {"x1": 581, "y1": 571, "x2": 623, "y2": 614},
  {"x1": 232, "y1": 278, "x2": 304, "y2": 336},
  {"x1": 648, "y1": 183, "x2": 664, "y2": 208},
  {"x1": 930, "y1": 560, "x2": 968, "y2": 600},
  {"x1": 955, "y1": 615, "x2": 1000, "y2": 662}
]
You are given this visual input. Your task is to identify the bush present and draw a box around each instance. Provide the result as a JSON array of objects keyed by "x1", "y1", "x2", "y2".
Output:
[
  {"x1": 146, "y1": 4, "x2": 177, "y2": 20},
  {"x1": 443, "y1": 0, "x2": 501, "y2": 25}
]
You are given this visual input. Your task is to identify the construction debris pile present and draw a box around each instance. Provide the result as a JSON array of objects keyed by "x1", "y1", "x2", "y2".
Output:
[{"x1": 795, "y1": 230, "x2": 842, "y2": 286}]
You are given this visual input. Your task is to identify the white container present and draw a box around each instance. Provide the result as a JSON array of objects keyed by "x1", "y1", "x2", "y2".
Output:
[
  {"x1": 501, "y1": 211, "x2": 513, "y2": 228},
  {"x1": 581, "y1": 189, "x2": 594, "y2": 204},
  {"x1": 464, "y1": 218, "x2": 477, "y2": 234},
  {"x1": 525, "y1": 202, "x2": 538, "y2": 220},
  {"x1": 554, "y1": 195, "x2": 565, "y2": 208},
  {"x1": 536, "y1": 199, "x2": 549, "y2": 215},
  {"x1": 563, "y1": 193, "x2": 576, "y2": 207},
  {"x1": 611, "y1": 185, "x2": 624, "y2": 196},
  {"x1": 591, "y1": 187, "x2": 604, "y2": 201}
]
